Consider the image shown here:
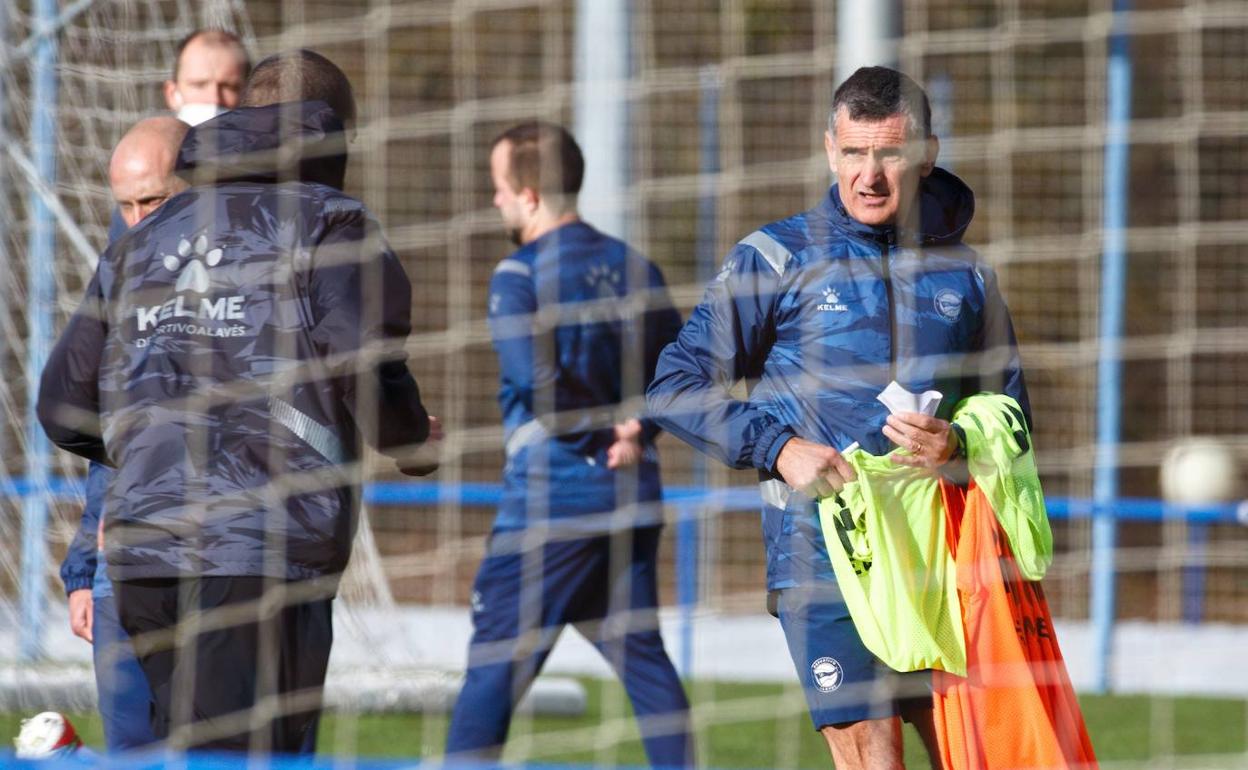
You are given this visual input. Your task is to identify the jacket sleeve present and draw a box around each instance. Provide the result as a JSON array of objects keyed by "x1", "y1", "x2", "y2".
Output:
[
  {"x1": 37, "y1": 269, "x2": 110, "y2": 466},
  {"x1": 487, "y1": 265, "x2": 544, "y2": 418},
  {"x1": 308, "y1": 202, "x2": 430, "y2": 454},
  {"x1": 58, "y1": 461, "x2": 111, "y2": 595},
  {"x1": 638, "y1": 261, "x2": 684, "y2": 442},
  {"x1": 645, "y1": 243, "x2": 796, "y2": 471},
  {"x1": 974, "y1": 264, "x2": 1032, "y2": 428}
]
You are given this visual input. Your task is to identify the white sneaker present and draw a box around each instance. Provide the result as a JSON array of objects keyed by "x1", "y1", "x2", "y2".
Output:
[{"x1": 13, "y1": 711, "x2": 83, "y2": 759}]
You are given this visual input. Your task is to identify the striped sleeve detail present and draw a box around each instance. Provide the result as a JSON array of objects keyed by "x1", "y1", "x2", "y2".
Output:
[
  {"x1": 738, "y1": 230, "x2": 793, "y2": 275},
  {"x1": 493, "y1": 258, "x2": 532, "y2": 278}
]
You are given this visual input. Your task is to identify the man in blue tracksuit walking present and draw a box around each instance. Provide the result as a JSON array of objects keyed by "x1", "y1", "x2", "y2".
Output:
[
  {"x1": 647, "y1": 67, "x2": 1031, "y2": 770},
  {"x1": 445, "y1": 122, "x2": 692, "y2": 767}
]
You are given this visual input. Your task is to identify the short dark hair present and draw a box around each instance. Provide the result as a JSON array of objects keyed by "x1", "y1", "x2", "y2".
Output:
[
  {"x1": 492, "y1": 121, "x2": 585, "y2": 204},
  {"x1": 172, "y1": 29, "x2": 251, "y2": 82},
  {"x1": 830, "y1": 66, "x2": 932, "y2": 138},
  {"x1": 240, "y1": 49, "x2": 357, "y2": 128}
]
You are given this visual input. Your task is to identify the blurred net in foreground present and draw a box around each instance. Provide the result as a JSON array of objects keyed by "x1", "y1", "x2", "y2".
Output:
[{"x1": 1, "y1": 0, "x2": 1247, "y2": 765}]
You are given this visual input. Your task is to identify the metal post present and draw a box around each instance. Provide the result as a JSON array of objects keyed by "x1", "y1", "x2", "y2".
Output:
[
  {"x1": 574, "y1": 0, "x2": 630, "y2": 241},
  {"x1": 20, "y1": 0, "x2": 61, "y2": 661},
  {"x1": 836, "y1": 0, "x2": 901, "y2": 83},
  {"x1": 0, "y1": 0, "x2": 11, "y2": 470},
  {"x1": 672, "y1": 67, "x2": 723, "y2": 677},
  {"x1": 1091, "y1": 0, "x2": 1132, "y2": 694},
  {"x1": 1182, "y1": 522, "x2": 1208, "y2": 624}
]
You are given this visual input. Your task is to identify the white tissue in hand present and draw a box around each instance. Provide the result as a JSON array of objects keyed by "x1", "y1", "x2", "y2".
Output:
[{"x1": 876, "y1": 380, "x2": 943, "y2": 417}]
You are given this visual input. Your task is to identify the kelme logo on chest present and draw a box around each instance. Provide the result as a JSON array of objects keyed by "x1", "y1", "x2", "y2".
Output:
[{"x1": 816, "y1": 286, "x2": 848, "y2": 313}]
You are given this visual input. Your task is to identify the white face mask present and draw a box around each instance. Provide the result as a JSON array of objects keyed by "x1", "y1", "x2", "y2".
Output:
[{"x1": 176, "y1": 102, "x2": 226, "y2": 127}]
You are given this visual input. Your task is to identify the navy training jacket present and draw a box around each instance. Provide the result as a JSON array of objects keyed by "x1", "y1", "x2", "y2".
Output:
[
  {"x1": 488, "y1": 221, "x2": 682, "y2": 531},
  {"x1": 59, "y1": 212, "x2": 128, "y2": 596},
  {"x1": 38, "y1": 101, "x2": 430, "y2": 583},
  {"x1": 646, "y1": 169, "x2": 1030, "y2": 589}
]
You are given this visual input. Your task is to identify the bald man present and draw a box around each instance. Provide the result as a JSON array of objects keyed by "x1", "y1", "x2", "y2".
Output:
[
  {"x1": 57, "y1": 116, "x2": 188, "y2": 754},
  {"x1": 164, "y1": 29, "x2": 251, "y2": 126},
  {"x1": 109, "y1": 117, "x2": 189, "y2": 228}
]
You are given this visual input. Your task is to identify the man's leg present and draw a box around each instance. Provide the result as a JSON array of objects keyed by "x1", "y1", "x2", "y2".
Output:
[
  {"x1": 446, "y1": 530, "x2": 562, "y2": 759},
  {"x1": 899, "y1": 699, "x2": 940, "y2": 764},
  {"x1": 820, "y1": 718, "x2": 904, "y2": 770},
  {"x1": 93, "y1": 581, "x2": 157, "y2": 751},
  {"x1": 774, "y1": 585, "x2": 934, "y2": 770},
  {"x1": 820, "y1": 703, "x2": 938, "y2": 770},
  {"x1": 114, "y1": 578, "x2": 181, "y2": 742},
  {"x1": 118, "y1": 575, "x2": 327, "y2": 752},
  {"x1": 580, "y1": 527, "x2": 693, "y2": 768},
  {"x1": 271, "y1": 594, "x2": 333, "y2": 753}
]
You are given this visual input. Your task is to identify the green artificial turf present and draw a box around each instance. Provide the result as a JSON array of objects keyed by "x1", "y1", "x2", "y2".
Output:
[{"x1": 4, "y1": 679, "x2": 1246, "y2": 767}]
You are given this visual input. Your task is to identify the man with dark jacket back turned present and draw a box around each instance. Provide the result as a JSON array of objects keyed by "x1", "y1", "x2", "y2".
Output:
[{"x1": 37, "y1": 50, "x2": 437, "y2": 753}]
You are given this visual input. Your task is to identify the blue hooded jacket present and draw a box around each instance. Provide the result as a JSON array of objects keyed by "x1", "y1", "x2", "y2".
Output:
[
  {"x1": 39, "y1": 101, "x2": 430, "y2": 583},
  {"x1": 647, "y1": 169, "x2": 1030, "y2": 589},
  {"x1": 489, "y1": 221, "x2": 682, "y2": 531},
  {"x1": 59, "y1": 213, "x2": 128, "y2": 597}
]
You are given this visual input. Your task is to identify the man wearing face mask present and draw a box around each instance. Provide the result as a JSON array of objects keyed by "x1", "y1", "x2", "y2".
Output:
[{"x1": 163, "y1": 28, "x2": 251, "y2": 127}]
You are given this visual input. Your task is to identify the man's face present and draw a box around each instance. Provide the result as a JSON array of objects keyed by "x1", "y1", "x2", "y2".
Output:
[
  {"x1": 111, "y1": 159, "x2": 188, "y2": 229},
  {"x1": 165, "y1": 37, "x2": 247, "y2": 113},
  {"x1": 490, "y1": 141, "x2": 533, "y2": 246},
  {"x1": 826, "y1": 109, "x2": 937, "y2": 228}
]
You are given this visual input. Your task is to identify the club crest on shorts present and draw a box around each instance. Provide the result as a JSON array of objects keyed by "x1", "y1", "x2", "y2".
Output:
[
  {"x1": 934, "y1": 288, "x2": 963, "y2": 322},
  {"x1": 811, "y1": 656, "x2": 844, "y2": 692}
]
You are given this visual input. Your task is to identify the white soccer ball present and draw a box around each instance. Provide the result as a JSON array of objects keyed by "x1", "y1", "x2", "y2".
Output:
[
  {"x1": 13, "y1": 711, "x2": 81, "y2": 759},
  {"x1": 1160, "y1": 438, "x2": 1241, "y2": 505}
]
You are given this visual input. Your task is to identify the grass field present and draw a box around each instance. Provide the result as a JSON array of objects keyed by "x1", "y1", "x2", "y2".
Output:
[{"x1": 4, "y1": 679, "x2": 1246, "y2": 767}]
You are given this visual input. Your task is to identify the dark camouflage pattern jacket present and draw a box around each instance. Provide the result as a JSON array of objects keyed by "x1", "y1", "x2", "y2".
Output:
[{"x1": 39, "y1": 101, "x2": 430, "y2": 583}]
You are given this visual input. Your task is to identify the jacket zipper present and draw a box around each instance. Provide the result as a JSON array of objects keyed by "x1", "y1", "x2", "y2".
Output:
[{"x1": 881, "y1": 233, "x2": 897, "y2": 382}]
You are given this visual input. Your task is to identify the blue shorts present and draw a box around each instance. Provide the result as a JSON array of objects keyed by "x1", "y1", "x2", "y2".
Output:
[{"x1": 773, "y1": 583, "x2": 932, "y2": 729}]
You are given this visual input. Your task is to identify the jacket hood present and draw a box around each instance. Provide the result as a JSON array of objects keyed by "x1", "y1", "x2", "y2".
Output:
[
  {"x1": 176, "y1": 100, "x2": 348, "y2": 190},
  {"x1": 824, "y1": 166, "x2": 975, "y2": 247}
]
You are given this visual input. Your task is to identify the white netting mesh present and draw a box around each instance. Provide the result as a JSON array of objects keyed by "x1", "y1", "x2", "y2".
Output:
[{"x1": 1, "y1": 0, "x2": 1247, "y2": 764}]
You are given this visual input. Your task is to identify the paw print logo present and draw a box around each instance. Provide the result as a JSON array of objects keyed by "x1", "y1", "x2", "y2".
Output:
[
  {"x1": 161, "y1": 234, "x2": 223, "y2": 294},
  {"x1": 824, "y1": 287, "x2": 840, "y2": 305},
  {"x1": 585, "y1": 262, "x2": 621, "y2": 299}
]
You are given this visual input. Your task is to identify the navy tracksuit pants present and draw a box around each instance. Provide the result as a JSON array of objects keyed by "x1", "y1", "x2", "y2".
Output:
[{"x1": 445, "y1": 525, "x2": 693, "y2": 767}]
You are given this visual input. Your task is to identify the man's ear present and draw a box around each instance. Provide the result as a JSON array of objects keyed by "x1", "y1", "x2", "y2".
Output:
[
  {"x1": 520, "y1": 186, "x2": 541, "y2": 215},
  {"x1": 164, "y1": 80, "x2": 181, "y2": 111},
  {"x1": 824, "y1": 130, "x2": 837, "y2": 173},
  {"x1": 920, "y1": 134, "x2": 939, "y2": 177}
]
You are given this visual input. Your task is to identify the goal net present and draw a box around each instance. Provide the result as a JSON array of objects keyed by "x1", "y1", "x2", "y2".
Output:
[{"x1": 2, "y1": 0, "x2": 1247, "y2": 766}]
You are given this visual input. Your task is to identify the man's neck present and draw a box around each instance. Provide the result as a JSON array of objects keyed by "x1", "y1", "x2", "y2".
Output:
[{"x1": 521, "y1": 211, "x2": 580, "y2": 245}]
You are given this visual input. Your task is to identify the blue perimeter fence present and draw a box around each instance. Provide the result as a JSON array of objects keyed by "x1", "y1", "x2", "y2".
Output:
[{"x1": 8, "y1": 475, "x2": 1247, "y2": 681}]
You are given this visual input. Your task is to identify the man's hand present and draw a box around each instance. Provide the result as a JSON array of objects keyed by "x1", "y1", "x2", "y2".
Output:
[
  {"x1": 883, "y1": 411, "x2": 958, "y2": 469},
  {"x1": 607, "y1": 418, "x2": 644, "y2": 470},
  {"x1": 68, "y1": 589, "x2": 93, "y2": 644},
  {"x1": 398, "y1": 415, "x2": 443, "y2": 477},
  {"x1": 774, "y1": 437, "x2": 856, "y2": 499}
]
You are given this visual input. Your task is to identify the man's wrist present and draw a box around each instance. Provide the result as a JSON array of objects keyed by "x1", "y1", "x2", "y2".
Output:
[{"x1": 758, "y1": 425, "x2": 798, "y2": 475}]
